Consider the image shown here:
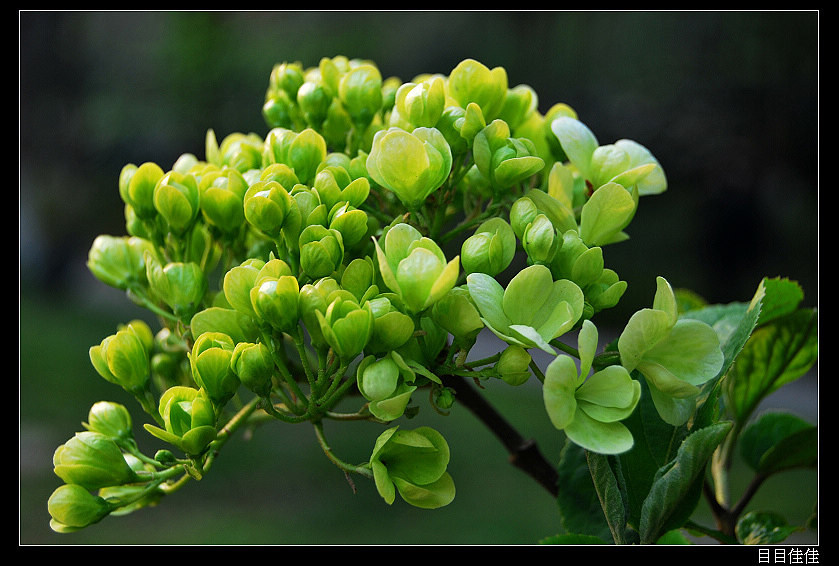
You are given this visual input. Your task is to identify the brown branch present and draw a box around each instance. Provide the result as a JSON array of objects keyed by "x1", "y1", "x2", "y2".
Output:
[{"x1": 442, "y1": 374, "x2": 559, "y2": 498}]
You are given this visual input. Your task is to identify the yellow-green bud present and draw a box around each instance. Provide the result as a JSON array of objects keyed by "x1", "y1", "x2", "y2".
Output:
[
  {"x1": 496, "y1": 345, "x2": 532, "y2": 386},
  {"x1": 53, "y1": 431, "x2": 139, "y2": 490},
  {"x1": 231, "y1": 341, "x2": 275, "y2": 398},
  {"x1": 48, "y1": 484, "x2": 114, "y2": 533}
]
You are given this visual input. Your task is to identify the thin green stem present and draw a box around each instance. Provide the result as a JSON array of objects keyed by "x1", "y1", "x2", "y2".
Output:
[{"x1": 312, "y1": 421, "x2": 373, "y2": 479}]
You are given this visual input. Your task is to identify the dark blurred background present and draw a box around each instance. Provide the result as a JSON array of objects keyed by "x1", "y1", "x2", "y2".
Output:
[{"x1": 20, "y1": 11, "x2": 818, "y2": 545}]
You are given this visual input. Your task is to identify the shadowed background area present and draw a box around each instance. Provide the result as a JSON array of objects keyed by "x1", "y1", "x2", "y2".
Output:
[{"x1": 20, "y1": 11, "x2": 818, "y2": 545}]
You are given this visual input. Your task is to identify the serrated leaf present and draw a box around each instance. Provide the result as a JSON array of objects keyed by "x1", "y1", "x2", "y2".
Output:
[
  {"x1": 639, "y1": 422, "x2": 732, "y2": 544},
  {"x1": 725, "y1": 308, "x2": 818, "y2": 421}
]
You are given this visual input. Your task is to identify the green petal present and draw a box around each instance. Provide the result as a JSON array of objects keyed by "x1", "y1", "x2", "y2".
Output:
[
  {"x1": 576, "y1": 365, "x2": 637, "y2": 408},
  {"x1": 502, "y1": 264, "x2": 553, "y2": 326},
  {"x1": 396, "y1": 248, "x2": 443, "y2": 312},
  {"x1": 508, "y1": 324, "x2": 555, "y2": 354},
  {"x1": 564, "y1": 410, "x2": 635, "y2": 455},
  {"x1": 466, "y1": 273, "x2": 510, "y2": 333},
  {"x1": 579, "y1": 182, "x2": 636, "y2": 247},
  {"x1": 642, "y1": 319, "x2": 724, "y2": 387},
  {"x1": 393, "y1": 473, "x2": 456, "y2": 509},
  {"x1": 543, "y1": 355, "x2": 579, "y2": 429},
  {"x1": 550, "y1": 116, "x2": 598, "y2": 180},
  {"x1": 618, "y1": 308, "x2": 674, "y2": 372}
]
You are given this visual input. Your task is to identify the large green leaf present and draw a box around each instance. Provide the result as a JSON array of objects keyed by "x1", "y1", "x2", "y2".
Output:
[
  {"x1": 725, "y1": 307, "x2": 818, "y2": 421},
  {"x1": 739, "y1": 411, "x2": 817, "y2": 475},
  {"x1": 639, "y1": 422, "x2": 732, "y2": 544},
  {"x1": 555, "y1": 439, "x2": 611, "y2": 541},
  {"x1": 586, "y1": 451, "x2": 637, "y2": 544}
]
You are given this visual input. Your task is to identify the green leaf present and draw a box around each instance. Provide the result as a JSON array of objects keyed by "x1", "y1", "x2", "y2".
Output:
[
  {"x1": 725, "y1": 307, "x2": 818, "y2": 422},
  {"x1": 639, "y1": 421, "x2": 732, "y2": 544},
  {"x1": 617, "y1": 378, "x2": 687, "y2": 527},
  {"x1": 586, "y1": 451, "x2": 635, "y2": 544},
  {"x1": 736, "y1": 511, "x2": 800, "y2": 545},
  {"x1": 555, "y1": 439, "x2": 612, "y2": 541},
  {"x1": 755, "y1": 277, "x2": 806, "y2": 327},
  {"x1": 739, "y1": 411, "x2": 816, "y2": 474}
]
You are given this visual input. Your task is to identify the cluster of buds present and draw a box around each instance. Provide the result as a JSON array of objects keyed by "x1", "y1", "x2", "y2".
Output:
[{"x1": 52, "y1": 55, "x2": 732, "y2": 531}]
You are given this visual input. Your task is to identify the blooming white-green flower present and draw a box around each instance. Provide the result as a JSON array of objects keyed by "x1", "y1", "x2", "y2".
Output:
[
  {"x1": 467, "y1": 264, "x2": 584, "y2": 354},
  {"x1": 543, "y1": 320, "x2": 640, "y2": 454},
  {"x1": 373, "y1": 223, "x2": 459, "y2": 314},
  {"x1": 618, "y1": 277, "x2": 724, "y2": 425}
]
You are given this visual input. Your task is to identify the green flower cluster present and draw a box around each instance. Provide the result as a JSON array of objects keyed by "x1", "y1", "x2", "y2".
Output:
[{"x1": 54, "y1": 55, "x2": 731, "y2": 532}]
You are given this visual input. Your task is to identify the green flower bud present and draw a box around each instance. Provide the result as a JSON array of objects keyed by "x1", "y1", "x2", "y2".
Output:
[
  {"x1": 208, "y1": 131, "x2": 263, "y2": 173},
  {"x1": 48, "y1": 484, "x2": 115, "y2": 533},
  {"x1": 430, "y1": 286, "x2": 483, "y2": 346},
  {"x1": 460, "y1": 217, "x2": 516, "y2": 276},
  {"x1": 223, "y1": 258, "x2": 267, "y2": 317},
  {"x1": 521, "y1": 213, "x2": 560, "y2": 264},
  {"x1": 145, "y1": 253, "x2": 208, "y2": 320},
  {"x1": 617, "y1": 277, "x2": 723, "y2": 426},
  {"x1": 496, "y1": 345, "x2": 532, "y2": 386},
  {"x1": 509, "y1": 196, "x2": 539, "y2": 241},
  {"x1": 143, "y1": 386, "x2": 217, "y2": 455},
  {"x1": 447, "y1": 58, "x2": 508, "y2": 122},
  {"x1": 230, "y1": 341, "x2": 275, "y2": 398},
  {"x1": 356, "y1": 353, "x2": 417, "y2": 421},
  {"x1": 340, "y1": 257, "x2": 378, "y2": 302},
  {"x1": 299, "y1": 224, "x2": 344, "y2": 279},
  {"x1": 373, "y1": 223, "x2": 459, "y2": 314},
  {"x1": 498, "y1": 84, "x2": 538, "y2": 131},
  {"x1": 366, "y1": 127, "x2": 452, "y2": 211},
  {"x1": 313, "y1": 166, "x2": 370, "y2": 210},
  {"x1": 120, "y1": 319, "x2": 154, "y2": 352},
  {"x1": 338, "y1": 63, "x2": 383, "y2": 128},
  {"x1": 250, "y1": 275, "x2": 300, "y2": 333},
  {"x1": 263, "y1": 127, "x2": 327, "y2": 186},
  {"x1": 119, "y1": 162, "x2": 164, "y2": 219},
  {"x1": 263, "y1": 89, "x2": 298, "y2": 130},
  {"x1": 243, "y1": 180, "x2": 295, "y2": 237},
  {"x1": 297, "y1": 79, "x2": 333, "y2": 129},
  {"x1": 473, "y1": 120, "x2": 544, "y2": 190},
  {"x1": 370, "y1": 426, "x2": 455, "y2": 509},
  {"x1": 268, "y1": 61, "x2": 305, "y2": 100},
  {"x1": 53, "y1": 431, "x2": 139, "y2": 490},
  {"x1": 82, "y1": 401, "x2": 133, "y2": 443},
  {"x1": 328, "y1": 202, "x2": 369, "y2": 249},
  {"x1": 87, "y1": 235, "x2": 155, "y2": 290},
  {"x1": 586, "y1": 268, "x2": 627, "y2": 313},
  {"x1": 467, "y1": 264, "x2": 584, "y2": 354},
  {"x1": 89, "y1": 326, "x2": 150, "y2": 395},
  {"x1": 190, "y1": 332, "x2": 239, "y2": 405},
  {"x1": 153, "y1": 171, "x2": 200, "y2": 233},
  {"x1": 393, "y1": 77, "x2": 446, "y2": 128},
  {"x1": 435, "y1": 105, "x2": 469, "y2": 156},
  {"x1": 315, "y1": 295, "x2": 374, "y2": 360},
  {"x1": 366, "y1": 296, "x2": 415, "y2": 353},
  {"x1": 543, "y1": 320, "x2": 641, "y2": 455},
  {"x1": 198, "y1": 167, "x2": 249, "y2": 234},
  {"x1": 299, "y1": 277, "x2": 346, "y2": 347},
  {"x1": 260, "y1": 162, "x2": 301, "y2": 189}
]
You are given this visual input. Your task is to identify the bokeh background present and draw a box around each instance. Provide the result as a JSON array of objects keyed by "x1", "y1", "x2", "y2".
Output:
[{"x1": 20, "y1": 11, "x2": 818, "y2": 545}]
